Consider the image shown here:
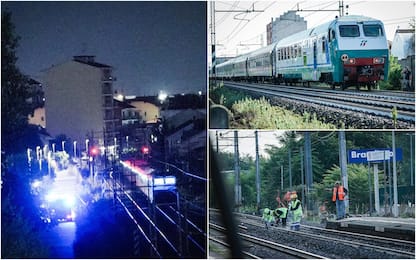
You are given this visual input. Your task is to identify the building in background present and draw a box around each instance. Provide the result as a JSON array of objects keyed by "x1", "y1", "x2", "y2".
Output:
[
  {"x1": 123, "y1": 96, "x2": 160, "y2": 124},
  {"x1": 27, "y1": 78, "x2": 46, "y2": 128},
  {"x1": 391, "y1": 29, "x2": 415, "y2": 90},
  {"x1": 43, "y1": 55, "x2": 118, "y2": 153},
  {"x1": 266, "y1": 11, "x2": 307, "y2": 45},
  {"x1": 161, "y1": 93, "x2": 206, "y2": 174}
]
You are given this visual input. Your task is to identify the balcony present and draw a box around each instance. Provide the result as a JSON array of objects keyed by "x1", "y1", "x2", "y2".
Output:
[
  {"x1": 101, "y1": 75, "x2": 113, "y2": 82},
  {"x1": 102, "y1": 83, "x2": 112, "y2": 95},
  {"x1": 101, "y1": 68, "x2": 113, "y2": 82}
]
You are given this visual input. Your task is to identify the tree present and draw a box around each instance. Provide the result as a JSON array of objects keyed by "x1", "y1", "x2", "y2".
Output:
[
  {"x1": 378, "y1": 55, "x2": 402, "y2": 90},
  {"x1": 1, "y1": 154, "x2": 50, "y2": 258},
  {"x1": 315, "y1": 164, "x2": 371, "y2": 215},
  {"x1": 1, "y1": 11, "x2": 33, "y2": 155},
  {"x1": 1, "y1": 12, "x2": 50, "y2": 258}
]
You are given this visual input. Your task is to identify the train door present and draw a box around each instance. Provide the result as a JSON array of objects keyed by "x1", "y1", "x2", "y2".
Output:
[{"x1": 271, "y1": 50, "x2": 276, "y2": 83}]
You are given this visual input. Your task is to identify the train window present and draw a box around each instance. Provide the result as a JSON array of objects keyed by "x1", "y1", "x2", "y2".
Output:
[
  {"x1": 363, "y1": 24, "x2": 384, "y2": 37},
  {"x1": 298, "y1": 46, "x2": 302, "y2": 57},
  {"x1": 322, "y1": 37, "x2": 326, "y2": 52},
  {"x1": 331, "y1": 30, "x2": 336, "y2": 40},
  {"x1": 339, "y1": 25, "x2": 360, "y2": 37}
]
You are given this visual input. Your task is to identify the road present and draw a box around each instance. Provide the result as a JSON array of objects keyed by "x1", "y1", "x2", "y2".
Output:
[{"x1": 42, "y1": 222, "x2": 76, "y2": 258}]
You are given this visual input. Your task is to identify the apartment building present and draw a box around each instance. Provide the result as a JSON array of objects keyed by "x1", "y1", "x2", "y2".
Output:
[{"x1": 43, "y1": 55, "x2": 118, "y2": 153}]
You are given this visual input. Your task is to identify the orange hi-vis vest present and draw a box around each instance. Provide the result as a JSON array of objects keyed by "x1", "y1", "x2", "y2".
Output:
[{"x1": 332, "y1": 186, "x2": 345, "y2": 201}]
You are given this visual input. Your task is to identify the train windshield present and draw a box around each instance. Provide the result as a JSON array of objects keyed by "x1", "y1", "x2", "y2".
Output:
[
  {"x1": 363, "y1": 24, "x2": 384, "y2": 37},
  {"x1": 339, "y1": 25, "x2": 360, "y2": 37}
]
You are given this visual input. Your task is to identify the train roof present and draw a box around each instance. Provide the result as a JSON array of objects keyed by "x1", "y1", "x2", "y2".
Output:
[
  {"x1": 335, "y1": 15, "x2": 383, "y2": 24},
  {"x1": 246, "y1": 42, "x2": 278, "y2": 58},
  {"x1": 277, "y1": 15, "x2": 383, "y2": 47},
  {"x1": 215, "y1": 58, "x2": 233, "y2": 68},
  {"x1": 216, "y1": 52, "x2": 250, "y2": 67},
  {"x1": 277, "y1": 21, "x2": 331, "y2": 47}
]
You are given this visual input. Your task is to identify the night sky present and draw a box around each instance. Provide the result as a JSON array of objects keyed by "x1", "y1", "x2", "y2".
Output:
[{"x1": 2, "y1": 1, "x2": 207, "y2": 96}]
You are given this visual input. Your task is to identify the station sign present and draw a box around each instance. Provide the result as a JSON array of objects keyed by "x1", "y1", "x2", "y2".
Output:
[{"x1": 348, "y1": 148, "x2": 403, "y2": 164}]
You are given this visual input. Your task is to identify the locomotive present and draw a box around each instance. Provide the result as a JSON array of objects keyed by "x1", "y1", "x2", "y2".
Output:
[{"x1": 215, "y1": 15, "x2": 389, "y2": 90}]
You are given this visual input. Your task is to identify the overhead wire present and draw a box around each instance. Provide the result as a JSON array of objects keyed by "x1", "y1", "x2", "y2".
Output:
[
  {"x1": 220, "y1": 1, "x2": 277, "y2": 51},
  {"x1": 216, "y1": 1, "x2": 240, "y2": 27}
]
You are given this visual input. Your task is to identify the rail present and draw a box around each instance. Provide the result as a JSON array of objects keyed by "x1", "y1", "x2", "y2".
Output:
[
  {"x1": 210, "y1": 223, "x2": 326, "y2": 259},
  {"x1": 224, "y1": 81, "x2": 415, "y2": 123}
]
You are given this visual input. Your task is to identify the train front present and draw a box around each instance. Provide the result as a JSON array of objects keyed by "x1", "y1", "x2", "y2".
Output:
[{"x1": 332, "y1": 16, "x2": 389, "y2": 90}]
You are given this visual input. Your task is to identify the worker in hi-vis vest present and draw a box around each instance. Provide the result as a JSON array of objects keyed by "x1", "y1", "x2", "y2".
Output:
[
  {"x1": 332, "y1": 181, "x2": 348, "y2": 220},
  {"x1": 288, "y1": 192, "x2": 302, "y2": 231}
]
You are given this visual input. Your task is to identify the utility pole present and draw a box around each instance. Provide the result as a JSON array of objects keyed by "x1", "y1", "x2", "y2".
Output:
[
  {"x1": 408, "y1": 133, "x2": 414, "y2": 186},
  {"x1": 234, "y1": 131, "x2": 241, "y2": 211},
  {"x1": 210, "y1": 1, "x2": 216, "y2": 83},
  {"x1": 255, "y1": 130, "x2": 260, "y2": 212},
  {"x1": 338, "y1": 131, "x2": 349, "y2": 214},
  {"x1": 392, "y1": 131, "x2": 399, "y2": 217},
  {"x1": 304, "y1": 132, "x2": 312, "y2": 211},
  {"x1": 216, "y1": 131, "x2": 219, "y2": 153},
  {"x1": 304, "y1": 132, "x2": 313, "y2": 192},
  {"x1": 300, "y1": 147, "x2": 305, "y2": 207},
  {"x1": 288, "y1": 149, "x2": 292, "y2": 190}
]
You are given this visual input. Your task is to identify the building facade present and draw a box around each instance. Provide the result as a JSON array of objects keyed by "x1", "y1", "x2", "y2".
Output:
[
  {"x1": 391, "y1": 29, "x2": 415, "y2": 90},
  {"x1": 123, "y1": 96, "x2": 160, "y2": 125},
  {"x1": 266, "y1": 11, "x2": 307, "y2": 45},
  {"x1": 43, "y1": 55, "x2": 118, "y2": 153}
]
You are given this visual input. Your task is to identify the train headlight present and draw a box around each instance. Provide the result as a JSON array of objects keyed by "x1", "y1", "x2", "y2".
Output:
[
  {"x1": 373, "y1": 57, "x2": 384, "y2": 64},
  {"x1": 344, "y1": 58, "x2": 356, "y2": 65}
]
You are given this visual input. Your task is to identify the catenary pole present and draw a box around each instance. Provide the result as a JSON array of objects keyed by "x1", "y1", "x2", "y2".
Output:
[
  {"x1": 339, "y1": 131, "x2": 349, "y2": 214},
  {"x1": 255, "y1": 130, "x2": 260, "y2": 212}
]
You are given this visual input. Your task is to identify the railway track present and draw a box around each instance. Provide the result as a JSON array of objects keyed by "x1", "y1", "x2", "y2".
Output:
[
  {"x1": 210, "y1": 209, "x2": 415, "y2": 259},
  {"x1": 210, "y1": 223, "x2": 325, "y2": 259},
  {"x1": 223, "y1": 81, "x2": 415, "y2": 124},
  {"x1": 102, "y1": 175, "x2": 206, "y2": 258}
]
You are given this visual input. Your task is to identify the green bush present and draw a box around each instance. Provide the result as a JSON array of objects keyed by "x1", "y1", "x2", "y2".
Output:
[{"x1": 379, "y1": 56, "x2": 402, "y2": 90}]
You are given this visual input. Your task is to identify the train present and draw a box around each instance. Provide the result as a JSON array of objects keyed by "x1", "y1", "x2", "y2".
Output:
[
  {"x1": 215, "y1": 15, "x2": 389, "y2": 91},
  {"x1": 120, "y1": 160, "x2": 176, "y2": 202}
]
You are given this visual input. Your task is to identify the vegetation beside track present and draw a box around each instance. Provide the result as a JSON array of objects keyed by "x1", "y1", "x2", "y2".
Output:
[{"x1": 210, "y1": 84, "x2": 336, "y2": 129}]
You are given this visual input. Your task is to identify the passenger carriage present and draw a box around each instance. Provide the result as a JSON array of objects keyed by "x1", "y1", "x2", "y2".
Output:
[
  {"x1": 246, "y1": 43, "x2": 277, "y2": 82},
  {"x1": 232, "y1": 54, "x2": 250, "y2": 81},
  {"x1": 215, "y1": 59, "x2": 234, "y2": 80}
]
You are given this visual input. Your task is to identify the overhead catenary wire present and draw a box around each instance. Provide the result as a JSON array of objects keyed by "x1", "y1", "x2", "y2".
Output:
[{"x1": 216, "y1": 1, "x2": 276, "y2": 50}]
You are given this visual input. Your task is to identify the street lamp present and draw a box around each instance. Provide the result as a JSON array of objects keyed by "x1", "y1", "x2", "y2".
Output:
[
  {"x1": 73, "y1": 141, "x2": 77, "y2": 159},
  {"x1": 158, "y1": 90, "x2": 168, "y2": 104},
  {"x1": 36, "y1": 146, "x2": 41, "y2": 161},
  {"x1": 62, "y1": 141, "x2": 65, "y2": 152},
  {"x1": 27, "y1": 148, "x2": 32, "y2": 164},
  {"x1": 52, "y1": 143, "x2": 56, "y2": 155},
  {"x1": 36, "y1": 146, "x2": 42, "y2": 171},
  {"x1": 85, "y1": 139, "x2": 89, "y2": 154},
  {"x1": 43, "y1": 144, "x2": 48, "y2": 158},
  {"x1": 114, "y1": 137, "x2": 117, "y2": 160}
]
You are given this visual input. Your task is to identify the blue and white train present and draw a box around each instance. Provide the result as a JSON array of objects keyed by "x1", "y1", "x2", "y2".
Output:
[{"x1": 215, "y1": 15, "x2": 389, "y2": 90}]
